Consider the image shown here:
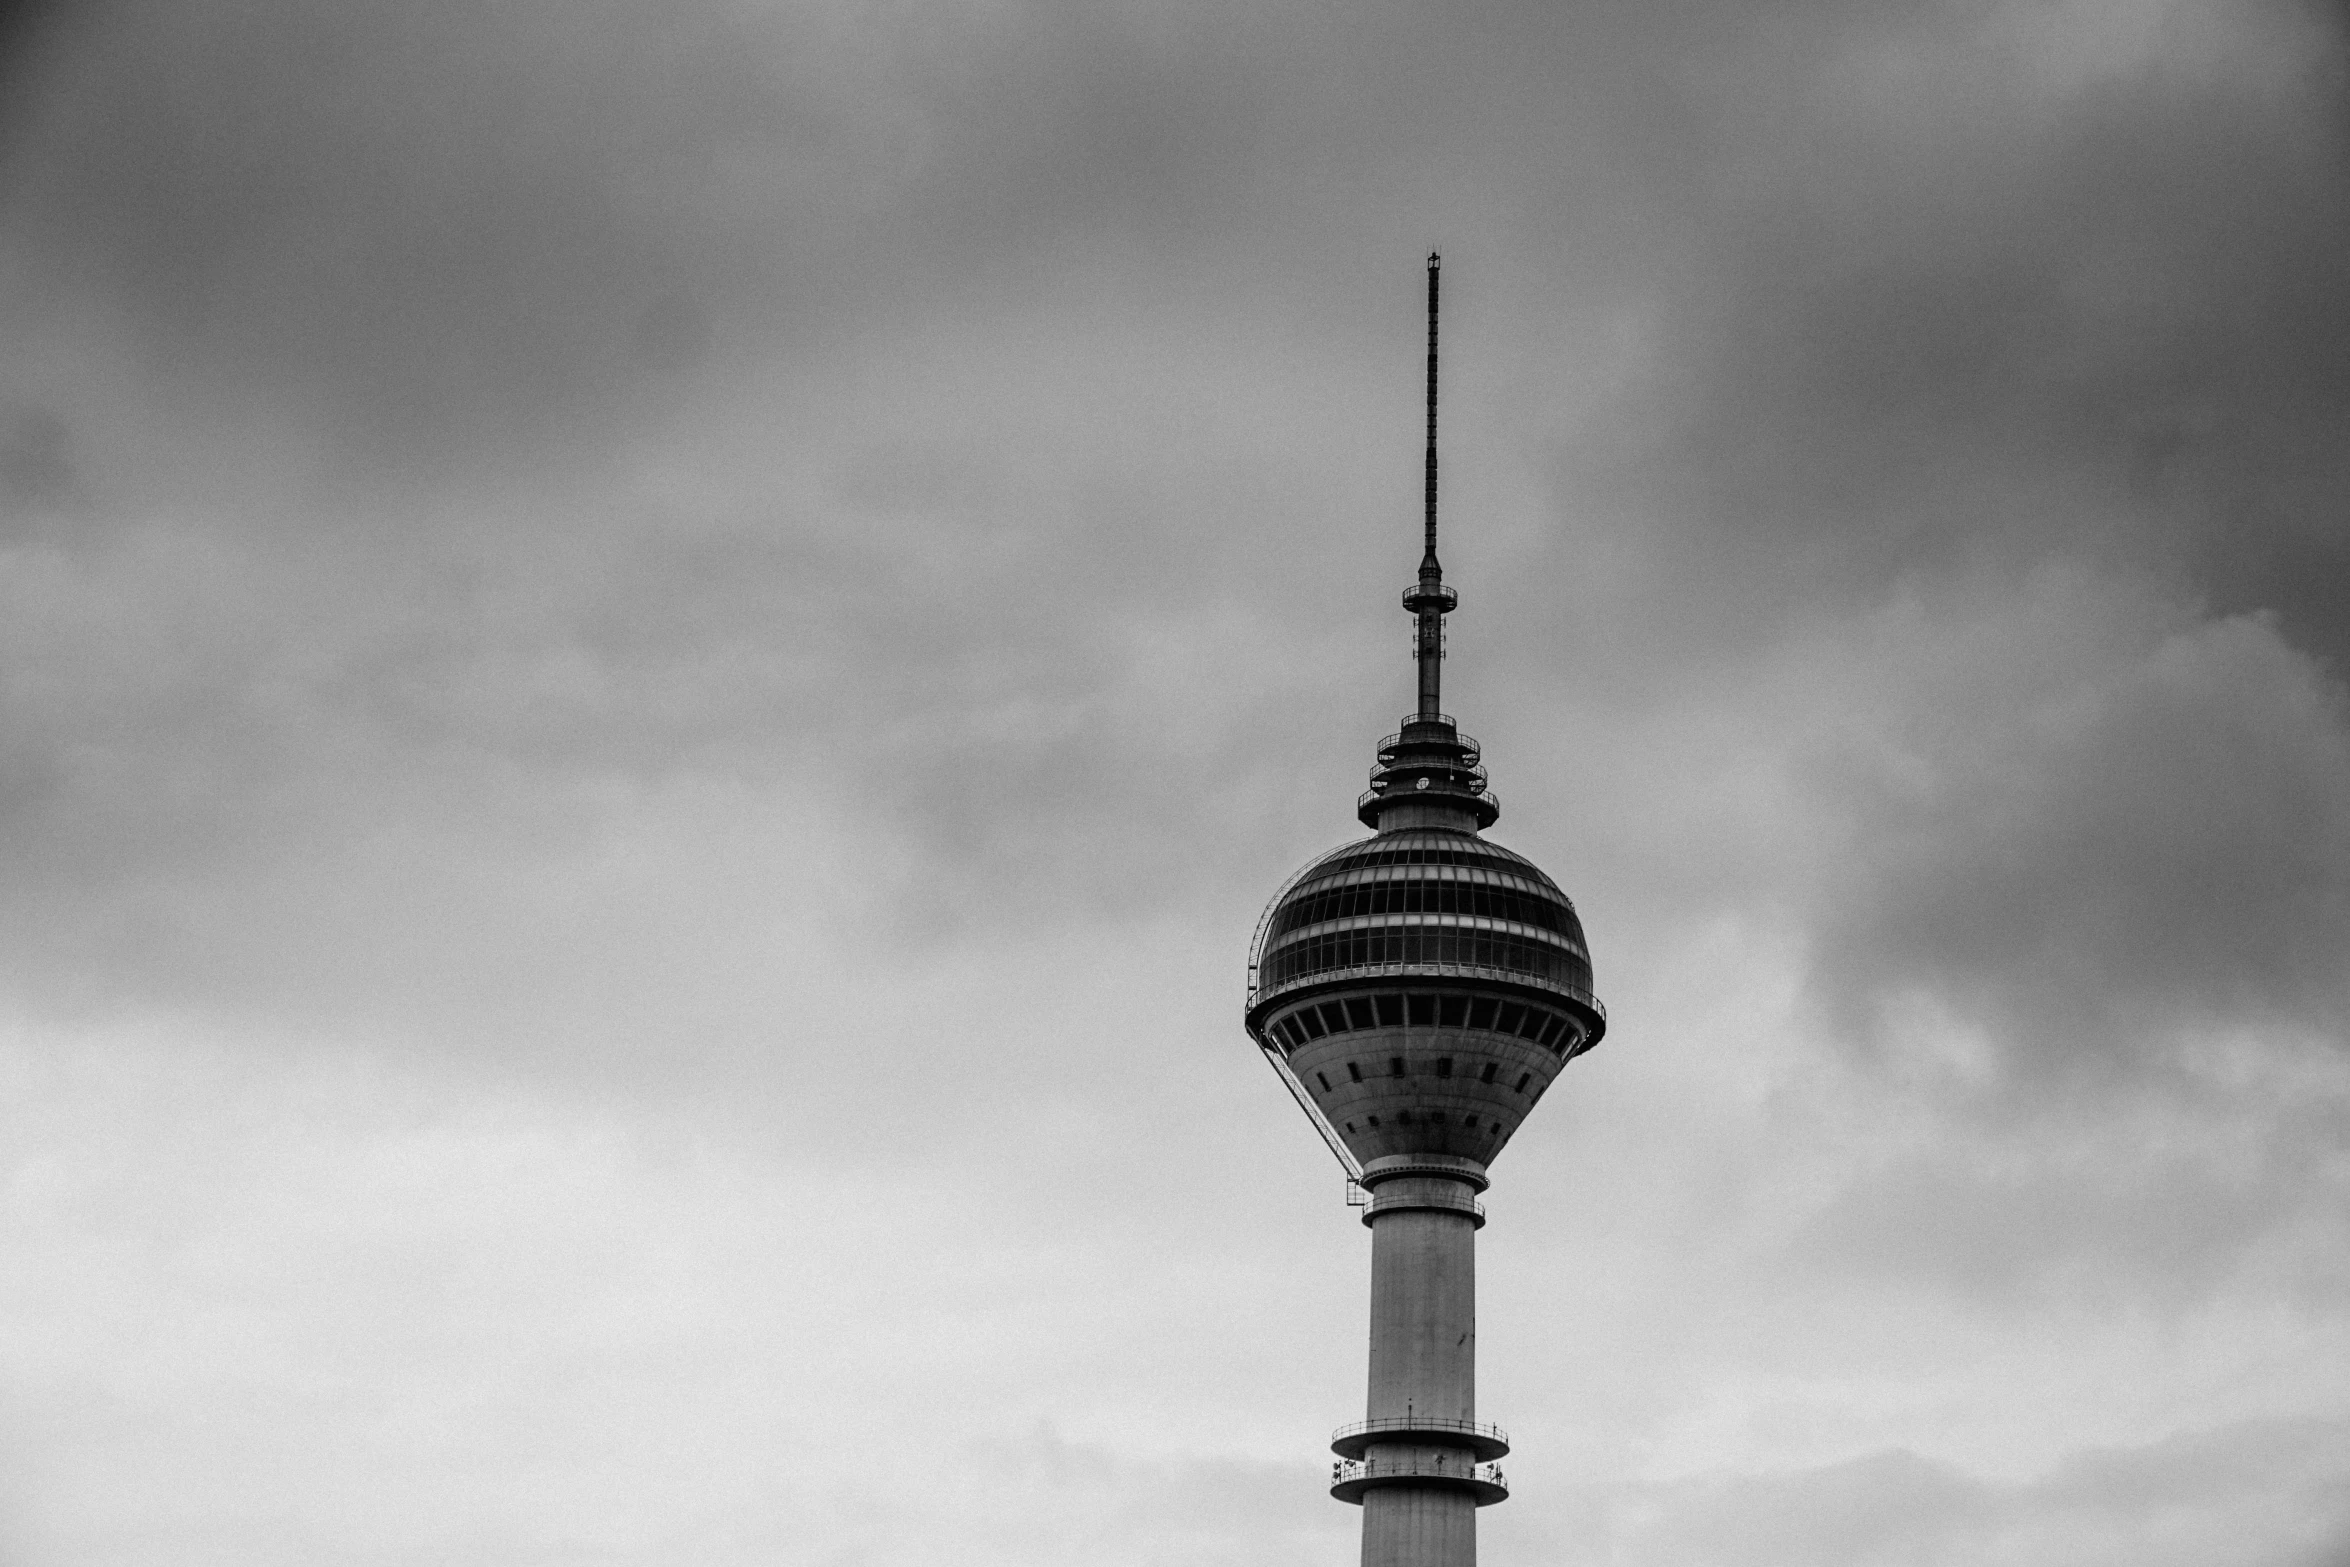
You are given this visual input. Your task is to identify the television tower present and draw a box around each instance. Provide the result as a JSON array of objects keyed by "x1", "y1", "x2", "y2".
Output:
[{"x1": 1245, "y1": 254, "x2": 1606, "y2": 1567}]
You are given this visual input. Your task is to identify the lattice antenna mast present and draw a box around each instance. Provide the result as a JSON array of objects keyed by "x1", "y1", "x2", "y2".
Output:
[{"x1": 1408, "y1": 252, "x2": 1458, "y2": 721}]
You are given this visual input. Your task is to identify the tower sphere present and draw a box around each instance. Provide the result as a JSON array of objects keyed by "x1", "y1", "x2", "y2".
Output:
[
  {"x1": 1251, "y1": 826, "x2": 1596, "y2": 1011},
  {"x1": 1246, "y1": 793, "x2": 1605, "y2": 1172}
]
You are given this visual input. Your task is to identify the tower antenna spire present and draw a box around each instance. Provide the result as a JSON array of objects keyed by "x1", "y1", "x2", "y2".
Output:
[
  {"x1": 1424, "y1": 251, "x2": 1440, "y2": 568},
  {"x1": 1406, "y1": 252, "x2": 1457, "y2": 721}
]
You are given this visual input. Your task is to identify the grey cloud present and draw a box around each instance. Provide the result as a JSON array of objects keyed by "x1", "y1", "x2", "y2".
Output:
[
  {"x1": 1784, "y1": 1087, "x2": 2350, "y2": 1310},
  {"x1": 3, "y1": 4, "x2": 2346, "y2": 1563},
  {"x1": 1602, "y1": 1419, "x2": 2350, "y2": 1567},
  {"x1": 1461, "y1": 0, "x2": 2350, "y2": 1112},
  {"x1": 0, "y1": 0, "x2": 918, "y2": 460},
  {"x1": 0, "y1": 0, "x2": 1314, "y2": 477},
  {"x1": 1737, "y1": 577, "x2": 2350, "y2": 1307},
  {"x1": 0, "y1": 400, "x2": 71, "y2": 518},
  {"x1": 1808, "y1": 593, "x2": 2350, "y2": 1083},
  {"x1": 1, "y1": 0, "x2": 2342, "y2": 1054},
  {"x1": 1555, "y1": 0, "x2": 2350, "y2": 663}
]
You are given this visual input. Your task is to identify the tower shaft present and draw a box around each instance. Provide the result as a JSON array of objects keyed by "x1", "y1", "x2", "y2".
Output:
[
  {"x1": 1362, "y1": 1486, "x2": 1477, "y2": 1567},
  {"x1": 1361, "y1": 1172, "x2": 1482, "y2": 1567},
  {"x1": 1367, "y1": 1185, "x2": 1477, "y2": 1422}
]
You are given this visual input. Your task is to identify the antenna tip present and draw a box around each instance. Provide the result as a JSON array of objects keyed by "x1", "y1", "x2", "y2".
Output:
[{"x1": 1428, "y1": 251, "x2": 1440, "y2": 268}]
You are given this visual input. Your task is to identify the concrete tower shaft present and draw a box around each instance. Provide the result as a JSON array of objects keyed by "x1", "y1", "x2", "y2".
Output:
[
  {"x1": 1359, "y1": 1182, "x2": 1486, "y2": 1567},
  {"x1": 1243, "y1": 256, "x2": 1607, "y2": 1567},
  {"x1": 1367, "y1": 1191, "x2": 1477, "y2": 1421}
]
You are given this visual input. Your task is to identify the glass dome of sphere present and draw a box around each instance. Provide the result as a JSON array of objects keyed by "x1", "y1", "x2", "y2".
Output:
[{"x1": 1248, "y1": 826, "x2": 1601, "y2": 1029}]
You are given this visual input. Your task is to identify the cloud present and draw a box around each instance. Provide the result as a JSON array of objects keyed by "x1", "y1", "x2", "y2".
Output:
[
  {"x1": 1801, "y1": 572, "x2": 2350, "y2": 1086},
  {"x1": 0, "y1": 1, "x2": 2346, "y2": 1563},
  {"x1": 0, "y1": 401, "x2": 71, "y2": 519},
  {"x1": 0, "y1": 0, "x2": 925, "y2": 463},
  {"x1": 1681, "y1": 566, "x2": 2350, "y2": 1308},
  {"x1": 1565, "y1": 0, "x2": 2350, "y2": 646},
  {"x1": 1598, "y1": 1418, "x2": 2350, "y2": 1567}
]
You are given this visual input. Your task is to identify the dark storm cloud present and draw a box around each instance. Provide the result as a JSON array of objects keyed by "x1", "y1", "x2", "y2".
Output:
[
  {"x1": 1480, "y1": 2, "x2": 2350, "y2": 1095},
  {"x1": 0, "y1": 0, "x2": 1301, "y2": 476},
  {"x1": 0, "y1": 0, "x2": 915, "y2": 459},
  {"x1": 1, "y1": 0, "x2": 2345, "y2": 1075},
  {"x1": 1563, "y1": 0, "x2": 2350, "y2": 655},
  {"x1": 0, "y1": 0, "x2": 65, "y2": 83}
]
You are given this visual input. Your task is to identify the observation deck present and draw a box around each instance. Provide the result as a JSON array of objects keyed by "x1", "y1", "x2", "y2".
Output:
[
  {"x1": 1375, "y1": 715, "x2": 1480, "y2": 768},
  {"x1": 1331, "y1": 1417, "x2": 1509, "y2": 1462},
  {"x1": 1359, "y1": 1182, "x2": 1485, "y2": 1227},
  {"x1": 1331, "y1": 1455, "x2": 1508, "y2": 1507},
  {"x1": 1246, "y1": 825, "x2": 1602, "y2": 1026},
  {"x1": 1359, "y1": 711, "x2": 1500, "y2": 830}
]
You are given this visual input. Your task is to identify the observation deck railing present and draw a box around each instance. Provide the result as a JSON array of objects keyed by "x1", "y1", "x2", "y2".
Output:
[
  {"x1": 1359, "y1": 785, "x2": 1501, "y2": 815},
  {"x1": 1330, "y1": 1455, "x2": 1508, "y2": 1506},
  {"x1": 1248, "y1": 960, "x2": 1607, "y2": 1030},
  {"x1": 1368, "y1": 760, "x2": 1490, "y2": 790},
  {"x1": 1331, "y1": 1416, "x2": 1509, "y2": 1460},
  {"x1": 1360, "y1": 1187, "x2": 1485, "y2": 1226},
  {"x1": 1377, "y1": 723, "x2": 1480, "y2": 766}
]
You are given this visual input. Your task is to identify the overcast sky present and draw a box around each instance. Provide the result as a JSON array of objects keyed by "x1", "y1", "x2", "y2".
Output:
[{"x1": 1, "y1": 1, "x2": 2346, "y2": 1563}]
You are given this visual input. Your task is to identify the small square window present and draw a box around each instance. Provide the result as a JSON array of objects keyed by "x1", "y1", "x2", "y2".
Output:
[
  {"x1": 1480, "y1": 1062, "x2": 1497, "y2": 1084},
  {"x1": 1436, "y1": 1057, "x2": 1453, "y2": 1079},
  {"x1": 1389, "y1": 1057, "x2": 1405, "y2": 1078}
]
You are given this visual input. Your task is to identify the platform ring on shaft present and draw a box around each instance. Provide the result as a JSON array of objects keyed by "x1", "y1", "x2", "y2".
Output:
[
  {"x1": 1330, "y1": 1456, "x2": 1508, "y2": 1507},
  {"x1": 1331, "y1": 1417, "x2": 1509, "y2": 1462}
]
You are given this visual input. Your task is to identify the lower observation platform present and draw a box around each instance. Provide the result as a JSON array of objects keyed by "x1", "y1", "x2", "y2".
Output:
[{"x1": 1330, "y1": 1455, "x2": 1508, "y2": 1507}]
